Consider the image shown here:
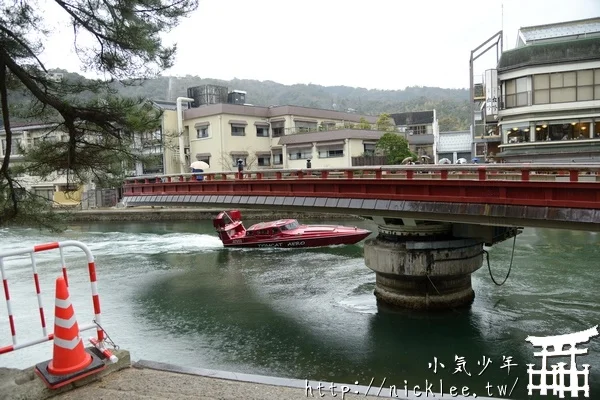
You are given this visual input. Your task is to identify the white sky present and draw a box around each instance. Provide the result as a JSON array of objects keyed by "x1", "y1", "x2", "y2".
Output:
[{"x1": 39, "y1": 0, "x2": 600, "y2": 90}]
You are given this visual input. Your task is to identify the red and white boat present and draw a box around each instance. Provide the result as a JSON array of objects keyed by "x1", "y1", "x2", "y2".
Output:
[{"x1": 213, "y1": 210, "x2": 371, "y2": 248}]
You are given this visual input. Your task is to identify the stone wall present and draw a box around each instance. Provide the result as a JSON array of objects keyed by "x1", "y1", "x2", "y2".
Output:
[{"x1": 62, "y1": 207, "x2": 361, "y2": 222}]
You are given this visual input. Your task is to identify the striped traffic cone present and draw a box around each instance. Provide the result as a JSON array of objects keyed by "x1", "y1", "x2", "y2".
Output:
[
  {"x1": 35, "y1": 276, "x2": 106, "y2": 389},
  {"x1": 47, "y1": 276, "x2": 92, "y2": 374}
]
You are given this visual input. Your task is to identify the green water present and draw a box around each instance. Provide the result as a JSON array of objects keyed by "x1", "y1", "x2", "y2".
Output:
[{"x1": 0, "y1": 220, "x2": 598, "y2": 399}]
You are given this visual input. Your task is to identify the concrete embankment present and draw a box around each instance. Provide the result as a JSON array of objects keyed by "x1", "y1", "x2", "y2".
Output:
[
  {"x1": 1, "y1": 349, "x2": 498, "y2": 400},
  {"x1": 61, "y1": 207, "x2": 362, "y2": 223}
]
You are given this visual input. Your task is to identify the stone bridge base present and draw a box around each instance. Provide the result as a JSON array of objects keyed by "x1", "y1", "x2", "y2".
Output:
[{"x1": 364, "y1": 219, "x2": 484, "y2": 310}]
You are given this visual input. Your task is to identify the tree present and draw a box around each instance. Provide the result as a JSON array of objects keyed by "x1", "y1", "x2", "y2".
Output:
[
  {"x1": 376, "y1": 113, "x2": 394, "y2": 132},
  {"x1": 0, "y1": 0, "x2": 198, "y2": 229},
  {"x1": 358, "y1": 117, "x2": 371, "y2": 130},
  {"x1": 375, "y1": 132, "x2": 415, "y2": 164}
]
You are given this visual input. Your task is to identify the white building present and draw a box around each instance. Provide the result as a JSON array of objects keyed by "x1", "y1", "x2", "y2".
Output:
[{"x1": 494, "y1": 17, "x2": 600, "y2": 163}]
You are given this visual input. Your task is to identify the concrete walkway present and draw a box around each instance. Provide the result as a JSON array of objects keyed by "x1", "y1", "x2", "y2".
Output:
[{"x1": 1, "y1": 350, "x2": 505, "y2": 400}]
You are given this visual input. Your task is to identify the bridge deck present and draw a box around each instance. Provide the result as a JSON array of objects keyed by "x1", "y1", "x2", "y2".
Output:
[{"x1": 122, "y1": 165, "x2": 600, "y2": 231}]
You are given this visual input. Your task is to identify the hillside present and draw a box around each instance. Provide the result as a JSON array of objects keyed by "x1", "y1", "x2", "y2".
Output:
[{"x1": 8, "y1": 70, "x2": 472, "y2": 131}]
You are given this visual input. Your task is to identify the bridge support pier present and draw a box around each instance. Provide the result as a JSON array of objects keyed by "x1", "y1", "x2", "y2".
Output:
[{"x1": 364, "y1": 218, "x2": 484, "y2": 310}]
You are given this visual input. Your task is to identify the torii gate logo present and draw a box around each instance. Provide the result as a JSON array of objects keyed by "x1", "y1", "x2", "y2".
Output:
[{"x1": 526, "y1": 325, "x2": 599, "y2": 398}]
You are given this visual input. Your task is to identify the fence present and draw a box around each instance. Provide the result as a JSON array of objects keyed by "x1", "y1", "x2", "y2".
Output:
[{"x1": 0, "y1": 240, "x2": 104, "y2": 355}]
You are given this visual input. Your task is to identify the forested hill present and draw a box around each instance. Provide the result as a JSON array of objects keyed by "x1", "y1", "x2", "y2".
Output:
[
  {"x1": 11, "y1": 70, "x2": 472, "y2": 131},
  {"x1": 119, "y1": 74, "x2": 471, "y2": 131}
]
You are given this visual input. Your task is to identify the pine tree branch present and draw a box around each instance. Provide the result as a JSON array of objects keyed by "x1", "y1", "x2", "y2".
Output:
[{"x1": 0, "y1": 59, "x2": 18, "y2": 218}]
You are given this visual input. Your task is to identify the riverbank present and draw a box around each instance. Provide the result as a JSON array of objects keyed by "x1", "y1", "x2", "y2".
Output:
[
  {"x1": 0, "y1": 349, "x2": 498, "y2": 400},
  {"x1": 61, "y1": 207, "x2": 365, "y2": 222}
]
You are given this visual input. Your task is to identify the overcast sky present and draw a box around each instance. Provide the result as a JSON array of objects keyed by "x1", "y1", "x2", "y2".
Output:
[{"x1": 40, "y1": 0, "x2": 600, "y2": 90}]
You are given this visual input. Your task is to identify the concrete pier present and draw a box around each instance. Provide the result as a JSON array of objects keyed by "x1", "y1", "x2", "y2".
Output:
[{"x1": 364, "y1": 219, "x2": 484, "y2": 310}]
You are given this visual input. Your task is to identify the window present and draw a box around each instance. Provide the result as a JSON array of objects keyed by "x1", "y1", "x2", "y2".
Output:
[
  {"x1": 256, "y1": 126, "x2": 269, "y2": 137},
  {"x1": 231, "y1": 156, "x2": 246, "y2": 167},
  {"x1": 533, "y1": 74, "x2": 550, "y2": 105},
  {"x1": 231, "y1": 126, "x2": 245, "y2": 136},
  {"x1": 288, "y1": 148, "x2": 312, "y2": 160},
  {"x1": 550, "y1": 72, "x2": 576, "y2": 103},
  {"x1": 272, "y1": 152, "x2": 283, "y2": 165},
  {"x1": 533, "y1": 69, "x2": 600, "y2": 104},
  {"x1": 280, "y1": 221, "x2": 299, "y2": 230},
  {"x1": 197, "y1": 156, "x2": 210, "y2": 164},
  {"x1": 321, "y1": 122, "x2": 336, "y2": 131},
  {"x1": 196, "y1": 127, "x2": 208, "y2": 138},
  {"x1": 408, "y1": 125, "x2": 427, "y2": 135},
  {"x1": 271, "y1": 121, "x2": 284, "y2": 137},
  {"x1": 363, "y1": 143, "x2": 376, "y2": 155},
  {"x1": 504, "y1": 77, "x2": 528, "y2": 108},
  {"x1": 318, "y1": 147, "x2": 344, "y2": 158},
  {"x1": 295, "y1": 121, "x2": 318, "y2": 133},
  {"x1": 1, "y1": 139, "x2": 22, "y2": 155},
  {"x1": 257, "y1": 155, "x2": 271, "y2": 166}
]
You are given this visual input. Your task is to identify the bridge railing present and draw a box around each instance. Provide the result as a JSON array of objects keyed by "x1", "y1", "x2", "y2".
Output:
[{"x1": 123, "y1": 164, "x2": 600, "y2": 187}]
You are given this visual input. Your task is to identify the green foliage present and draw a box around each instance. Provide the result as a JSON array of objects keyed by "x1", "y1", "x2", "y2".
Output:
[
  {"x1": 0, "y1": 0, "x2": 197, "y2": 228},
  {"x1": 375, "y1": 132, "x2": 414, "y2": 164},
  {"x1": 376, "y1": 113, "x2": 394, "y2": 131},
  {"x1": 358, "y1": 117, "x2": 371, "y2": 130}
]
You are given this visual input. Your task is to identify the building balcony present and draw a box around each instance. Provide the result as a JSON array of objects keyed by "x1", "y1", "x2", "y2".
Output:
[{"x1": 496, "y1": 137, "x2": 600, "y2": 162}]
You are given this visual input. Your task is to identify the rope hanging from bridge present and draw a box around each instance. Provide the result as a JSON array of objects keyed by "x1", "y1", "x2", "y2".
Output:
[{"x1": 484, "y1": 234, "x2": 517, "y2": 286}]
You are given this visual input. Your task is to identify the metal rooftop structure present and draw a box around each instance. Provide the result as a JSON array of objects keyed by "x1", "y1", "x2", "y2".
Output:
[{"x1": 516, "y1": 17, "x2": 600, "y2": 47}]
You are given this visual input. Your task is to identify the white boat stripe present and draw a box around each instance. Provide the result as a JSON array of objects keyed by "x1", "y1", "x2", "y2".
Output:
[
  {"x1": 54, "y1": 336, "x2": 82, "y2": 350},
  {"x1": 55, "y1": 298, "x2": 71, "y2": 309},
  {"x1": 54, "y1": 315, "x2": 77, "y2": 329}
]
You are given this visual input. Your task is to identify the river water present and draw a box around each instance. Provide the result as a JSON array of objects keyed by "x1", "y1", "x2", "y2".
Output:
[{"x1": 0, "y1": 219, "x2": 599, "y2": 399}]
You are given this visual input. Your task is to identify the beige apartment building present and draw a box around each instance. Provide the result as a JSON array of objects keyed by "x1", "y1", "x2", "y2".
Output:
[{"x1": 161, "y1": 103, "x2": 382, "y2": 174}]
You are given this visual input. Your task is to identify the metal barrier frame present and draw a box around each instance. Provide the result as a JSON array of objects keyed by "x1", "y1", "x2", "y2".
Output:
[{"x1": 0, "y1": 240, "x2": 104, "y2": 355}]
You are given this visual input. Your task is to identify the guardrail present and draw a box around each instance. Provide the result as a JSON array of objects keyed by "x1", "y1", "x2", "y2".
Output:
[
  {"x1": 0, "y1": 241, "x2": 105, "y2": 355},
  {"x1": 123, "y1": 164, "x2": 600, "y2": 187}
]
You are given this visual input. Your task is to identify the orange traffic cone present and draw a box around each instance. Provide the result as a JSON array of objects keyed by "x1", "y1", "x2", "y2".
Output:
[
  {"x1": 47, "y1": 276, "x2": 92, "y2": 374},
  {"x1": 35, "y1": 276, "x2": 106, "y2": 389}
]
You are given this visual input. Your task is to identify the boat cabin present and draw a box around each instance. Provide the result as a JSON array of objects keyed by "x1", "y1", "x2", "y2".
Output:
[{"x1": 245, "y1": 219, "x2": 300, "y2": 236}]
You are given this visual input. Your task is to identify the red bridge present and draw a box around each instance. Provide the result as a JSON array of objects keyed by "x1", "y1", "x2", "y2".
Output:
[
  {"x1": 122, "y1": 164, "x2": 600, "y2": 311},
  {"x1": 123, "y1": 164, "x2": 600, "y2": 232}
]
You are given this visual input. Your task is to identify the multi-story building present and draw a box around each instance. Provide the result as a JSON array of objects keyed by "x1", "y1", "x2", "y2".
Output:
[
  {"x1": 0, "y1": 118, "x2": 162, "y2": 207},
  {"x1": 161, "y1": 95, "x2": 388, "y2": 173},
  {"x1": 437, "y1": 130, "x2": 472, "y2": 163},
  {"x1": 493, "y1": 17, "x2": 600, "y2": 162},
  {"x1": 390, "y1": 111, "x2": 439, "y2": 162},
  {"x1": 0, "y1": 122, "x2": 85, "y2": 206}
]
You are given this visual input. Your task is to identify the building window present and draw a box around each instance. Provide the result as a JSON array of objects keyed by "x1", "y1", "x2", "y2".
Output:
[
  {"x1": 505, "y1": 126, "x2": 530, "y2": 143},
  {"x1": 196, "y1": 127, "x2": 208, "y2": 138},
  {"x1": 505, "y1": 77, "x2": 529, "y2": 108},
  {"x1": 408, "y1": 125, "x2": 428, "y2": 135},
  {"x1": 549, "y1": 71, "x2": 576, "y2": 103},
  {"x1": 1, "y1": 139, "x2": 22, "y2": 155},
  {"x1": 295, "y1": 121, "x2": 318, "y2": 133},
  {"x1": 414, "y1": 145, "x2": 430, "y2": 156},
  {"x1": 231, "y1": 126, "x2": 245, "y2": 136},
  {"x1": 363, "y1": 143, "x2": 376, "y2": 155},
  {"x1": 288, "y1": 148, "x2": 312, "y2": 160},
  {"x1": 321, "y1": 122, "x2": 336, "y2": 131},
  {"x1": 272, "y1": 152, "x2": 283, "y2": 165},
  {"x1": 257, "y1": 155, "x2": 271, "y2": 166},
  {"x1": 533, "y1": 74, "x2": 550, "y2": 105},
  {"x1": 272, "y1": 121, "x2": 284, "y2": 137},
  {"x1": 533, "y1": 70, "x2": 600, "y2": 104},
  {"x1": 318, "y1": 147, "x2": 344, "y2": 158},
  {"x1": 231, "y1": 156, "x2": 246, "y2": 167},
  {"x1": 256, "y1": 126, "x2": 269, "y2": 137}
]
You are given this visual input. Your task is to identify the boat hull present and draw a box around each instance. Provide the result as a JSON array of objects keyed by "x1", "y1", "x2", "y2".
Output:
[{"x1": 222, "y1": 231, "x2": 371, "y2": 248}]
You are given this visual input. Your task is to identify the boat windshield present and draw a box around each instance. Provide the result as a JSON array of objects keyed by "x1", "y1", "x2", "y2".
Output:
[{"x1": 280, "y1": 220, "x2": 299, "y2": 231}]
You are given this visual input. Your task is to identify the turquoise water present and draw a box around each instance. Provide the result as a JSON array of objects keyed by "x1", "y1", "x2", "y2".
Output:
[{"x1": 0, "y1": 220, "x2": 598, "y2": 399}]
